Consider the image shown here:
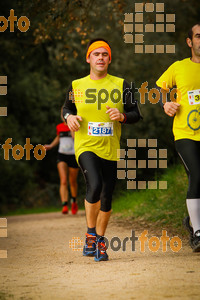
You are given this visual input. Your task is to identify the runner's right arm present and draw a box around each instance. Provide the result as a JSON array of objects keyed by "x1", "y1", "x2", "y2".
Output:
[
  {"x1": 44, "y1": 135, "x2": 59, "y2": 151},
  {"x1": 62, "y1": 84, "x2": 82, "y2": 131},
  {"x1": 156, "y1": 62, "x2": 180, "y2": 116},
  {"x1": 63, "y1": 84, "x2": 77, "y2": 117}
]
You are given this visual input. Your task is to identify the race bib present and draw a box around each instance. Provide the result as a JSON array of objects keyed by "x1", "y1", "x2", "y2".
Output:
[
  {"x1": 188, "y1": 89, "x2": 200, "y2": 105},
  {"x1": 88, "y1": 122, "x2": 113, "y2": 136}
]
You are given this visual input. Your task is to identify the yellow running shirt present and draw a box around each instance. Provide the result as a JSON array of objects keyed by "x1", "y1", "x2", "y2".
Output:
[
  {"x1": 156, "y1": 58, "x2": 200, "y2": 141},
  {"x1": 72, "y1": 74, "x2": 124, "y2": 161}
]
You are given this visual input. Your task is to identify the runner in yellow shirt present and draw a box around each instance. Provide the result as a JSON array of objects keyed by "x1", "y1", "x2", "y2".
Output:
[
  {"x1": 156, "y1": 23, "x2": 200, "y2": 252},
  {"x1": 63, "y1": 38, "x2": 142, "y2": 261}
]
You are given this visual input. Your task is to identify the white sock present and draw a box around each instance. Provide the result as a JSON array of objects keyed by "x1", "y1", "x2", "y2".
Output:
[{"x1": 186, "y1": 198, "x2": 200, "y2": 234}]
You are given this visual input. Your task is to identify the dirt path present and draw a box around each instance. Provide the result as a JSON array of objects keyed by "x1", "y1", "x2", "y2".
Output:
[{"x1": 0, "y1": 211, "x2": 200, "y2": 300}]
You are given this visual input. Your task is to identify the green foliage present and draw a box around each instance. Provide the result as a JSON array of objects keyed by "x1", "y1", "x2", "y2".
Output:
[{"x1": 112, "y1": 164, "x2": 188, "y2": 230}]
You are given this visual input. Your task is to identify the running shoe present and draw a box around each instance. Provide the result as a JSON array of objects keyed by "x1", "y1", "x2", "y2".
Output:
[
  {"x1": 62, "y1": 205, "x2": 68, "y2": 214},
  {"x1": 94, "y1": 238, "x2": 108, "y2": 262},
  {"x1": 183, "y1": 217, "x2": 200, "y2": 252},
  {"x1": 71, "y1": 202, "x2": 78, "y2": 215},
  {"x1": 83, "y1": 233, "x2": 96, "y2": 256},
  {"x1": 191, "y1": 230, "x2": 200, "y2": 252}
]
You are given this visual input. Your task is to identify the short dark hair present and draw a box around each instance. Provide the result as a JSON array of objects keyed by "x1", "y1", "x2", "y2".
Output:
[
  {"x1": 86, "y1": 38, "x2": 111, "y2": 52},
  {"x1": 188, "y1": 22, "x2": 200, "y2": 40}
]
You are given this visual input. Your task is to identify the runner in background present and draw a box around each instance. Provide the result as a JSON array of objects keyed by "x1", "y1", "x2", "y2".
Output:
[
  {"x1": 44, "y1": 113, "x2": 79, "y2": 215},
  {"x1": 156, "y1": 23, "x2": 200, "y2": 252}
]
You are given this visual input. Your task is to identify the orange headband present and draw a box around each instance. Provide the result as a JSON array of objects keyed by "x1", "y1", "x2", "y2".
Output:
[{"x1": 86, "y1": 41, "x2": 111, "y2": 60}]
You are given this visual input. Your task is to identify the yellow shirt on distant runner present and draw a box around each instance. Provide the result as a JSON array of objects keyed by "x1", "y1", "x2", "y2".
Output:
[
  {"x1": 156, "y1": 58, "x2": 200, "y2": 141},
  {"x1": 72, "y1": 74, "x2": 124, "y2": 161}
]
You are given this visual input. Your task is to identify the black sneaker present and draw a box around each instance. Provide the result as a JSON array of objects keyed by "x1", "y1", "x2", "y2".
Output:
[
  {"x1": 183, "y1": 217, "x2": 200, "y2": 252},
  {"x1": 192, "y1": 230, "x2": 200, "y2": 253}
]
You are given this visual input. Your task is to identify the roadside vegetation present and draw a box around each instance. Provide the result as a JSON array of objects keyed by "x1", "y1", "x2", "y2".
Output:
[{"x1": 112, "y1": 164, "x2": 188, "y2": 232}]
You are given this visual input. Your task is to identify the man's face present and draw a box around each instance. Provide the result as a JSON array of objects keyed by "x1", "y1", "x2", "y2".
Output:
[
  {"x1": 86, "y1": 47, "x2": 111, "y2": 74},
  {"x1": 187, "y1": 25, "x2": 200, "y2": 57}
]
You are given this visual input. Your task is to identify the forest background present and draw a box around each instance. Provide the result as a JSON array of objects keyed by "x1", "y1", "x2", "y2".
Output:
[{"x1": 0, "y1": 0, "x2": 199, "y2": 213}]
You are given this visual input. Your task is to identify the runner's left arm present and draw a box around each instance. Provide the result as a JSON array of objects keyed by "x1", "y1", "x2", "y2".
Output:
[{"x1": 122, "y1": 80, "x2": 142, "y2": 124}]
